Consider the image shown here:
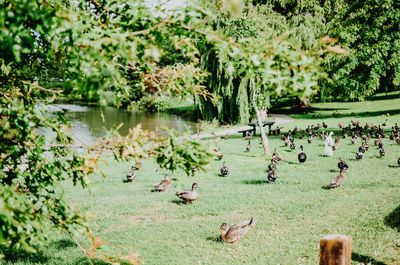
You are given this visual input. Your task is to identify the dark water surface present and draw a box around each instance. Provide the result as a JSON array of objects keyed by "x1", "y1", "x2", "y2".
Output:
[{"x1": 48, "y1": 104, "x2": 196, "y2": 144}]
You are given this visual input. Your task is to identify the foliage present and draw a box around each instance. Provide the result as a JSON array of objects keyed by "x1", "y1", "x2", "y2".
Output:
[
  {"x1": 324, "y1": 0, "x2": 400, "y2": 100},
  {"x1": 0, "y1": 0, "x2": 214, "y2": 262},
  {"x1": 196, "y1": 2, "x2": 338, "y2": 124}
]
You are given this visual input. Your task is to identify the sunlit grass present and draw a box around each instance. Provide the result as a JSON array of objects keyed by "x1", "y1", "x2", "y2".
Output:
[{"x1": 4, "y1": 94, "x2": 400, "y2": 265}]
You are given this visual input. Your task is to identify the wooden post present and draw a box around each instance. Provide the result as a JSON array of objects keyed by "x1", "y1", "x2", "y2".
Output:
[{"x1": 320, "y1": 234, "x2": 352, "y2": 265}]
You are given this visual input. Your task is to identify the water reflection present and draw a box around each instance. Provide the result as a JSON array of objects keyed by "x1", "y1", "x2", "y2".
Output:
[{"x1": 49, "y1": 104, "x2": 195, "y2": 144}]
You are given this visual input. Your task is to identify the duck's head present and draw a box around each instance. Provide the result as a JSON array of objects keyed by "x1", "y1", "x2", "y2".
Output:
[
  {"x1": 219, "y1": 223, "x2": 229, "y2": 231},
  {"x1": 329, "y1": 131, "x2": 334, "y2": 136},
  {"x1": 192, "y1": 183, "x2": 199, "y2": 190},
  {"x1": 165, "y1": 174, "x2": 171, "y2": 180}
]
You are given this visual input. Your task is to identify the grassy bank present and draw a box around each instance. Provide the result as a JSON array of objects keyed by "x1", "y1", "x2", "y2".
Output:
[{"x1": 3, "y1": 94, "x2": 400, "y2": 265}]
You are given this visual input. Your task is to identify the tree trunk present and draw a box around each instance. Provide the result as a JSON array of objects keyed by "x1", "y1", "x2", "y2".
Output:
[{"x1": 251, "y1": 78, "x2": 271, "y2": 156}]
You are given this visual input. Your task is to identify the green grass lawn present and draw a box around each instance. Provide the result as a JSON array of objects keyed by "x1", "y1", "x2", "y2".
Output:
[{"x1": 3, "y1": 94, "x2": 400, "y2": 265}]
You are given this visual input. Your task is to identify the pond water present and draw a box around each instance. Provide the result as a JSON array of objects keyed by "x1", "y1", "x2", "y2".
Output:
[{"x1": 47, "y1": 104, "x2": 196, "y2": 144}]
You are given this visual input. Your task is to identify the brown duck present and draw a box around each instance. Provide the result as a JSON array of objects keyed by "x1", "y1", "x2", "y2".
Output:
[
  {"x1": 126, "y1": 166, "x2": 136, "y2": 182},
  {"x1": 153, "y1": 174, "x2": 172, "y2": 192},
  {"x1": 220, "y1": 218, "x2": 257, "y2": 243},
  {"x1": 176, "y1": 183, "x2": 199, "y2": 204},
  {"x1": 330, "y1": 171, "x2": 346, "y2": 188}
]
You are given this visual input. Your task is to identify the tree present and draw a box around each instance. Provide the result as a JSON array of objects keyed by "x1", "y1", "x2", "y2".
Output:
[{"x1": 0, "y1": 0, "x2": 213, "y2": 263}]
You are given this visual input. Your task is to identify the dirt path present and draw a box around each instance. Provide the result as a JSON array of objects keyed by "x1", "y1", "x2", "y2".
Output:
[{"x1": 193, "y1": 114, "x2": 294, "y2": 139}]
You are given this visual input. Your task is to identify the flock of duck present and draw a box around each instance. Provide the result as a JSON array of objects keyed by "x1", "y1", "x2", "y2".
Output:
[{"x1": 124, "y1": 114, "x2": 400, "y2": 243}]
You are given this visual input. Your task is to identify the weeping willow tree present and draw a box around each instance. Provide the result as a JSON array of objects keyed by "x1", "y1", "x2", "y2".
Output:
[{"x1": 196, "y1": 1, "x2": 332, "y2": 124}]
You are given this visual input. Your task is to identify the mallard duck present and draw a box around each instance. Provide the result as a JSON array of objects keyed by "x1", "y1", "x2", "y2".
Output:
[
  {"x1": 330, "y1": 171, "x2": 346, "y2": 188},
  {"x1": 335, "y1": 136, "x2": 341, "y2": 144},
  {"x1": 337, "y1": 158, "x2": 348, "y2": 172},
  {"x1": 378, "y1": 141, "x2": 384, "y2": 149},
  {"x1": 342, "y1": 129, "x2": 348, "y2": 138},
  {"x1": 191, "y1": 166, "x2": 198, "y2": 175},
  {"x1": 379, "y1": 147, "x2": 386, "y2": 157},
  {"x1": 176, "y1": 183, "x2": 199, "y2": 204},
  {"x1": 126, "y1": 166, "x2": 136, "y2": 182},
  {"x1": 268, "y1": 160, "x2": 277, "y2": 172},
  {"x1": 351, "y1": 136, "x2": 357, "y2": 145},
  {"x1": 134, "y1": 160, "x2": 143, "y2": 171},
  {"x1": 267, "y1": 170, "x2": 277, "y2": 182},
  {"x1": 332, "y1": 143, "x2": 339, "y2": 150},
  {"x1": 246, "y1": 141, "x2": 252, "y2": 151},
  {"x1": 154, "y1": 174, "x2": 172, "y2": 192},
  {"x1": 359, "y1": 145, "x2": 366, "y2": 153},
  {"x1": 322, "y1": 122, "x2": 328, "y2": 129},
  {"x1": 289, "y1": 141, "x2": 296, "y2": 150},
  {"x1": 298, "y1": 145, "x2": 307, "y2": 163},
  {"x1": 220, "y1": 162, "x2": 229, "y2": 176},
  {"x1": 396, "y1": 137, "x2": 400, "y2": 145},
  {"x1": 272, "y1": 148, "x2": 282, "y2": 162},
  {"x1": 356, "y1": 151, "x2": 363, "y2": 160},
  {"x1": 220, "y1": 218, "x2": 257, "y2": 244},
  {"x1": 308, "y1": 136, "x2": 314, "y2": 144},
  {"x1": 244, "y1": 131, "x2": 252, "y2": 140},
  {"x1": 324, "y1": 143, "x2": 333, "y2": 157},
  {"x1": 216, "y1": 151, "x2": 224, "y2": 160}
]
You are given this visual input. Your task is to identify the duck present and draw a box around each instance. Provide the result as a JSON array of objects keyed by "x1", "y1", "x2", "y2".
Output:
[
  {"x1": 246, "y1": 141, "x2": 252, "y2": 152},
  {"x1": 308, "y1": 136, "x2": 314, "y2": 144},
  {"x1": 337, "y1": 158, "x2": 348, "y2": 172},
  {"x1": 268, "y1": 160, "x2": 277, "y2": 172},
  {"x1": 289, "y1": 141, "x2": 296, "y2": 150},
  {"x1": 126, "y1": 166, "x2": 136, "y2": 182},
  {"x1": 355, "y1": 151, "x2": 363, "y2": 160},
  {"x1": 220, "y1": 162, "x2": 229, "y2": 176},
  {"x1": 324, "y1": 143, "x2": 333, "y2": 157},
  {"x1": 191, "y1": 166, "x2": 198, "y2": 175},
  {"x1": 397, "y1": 156, "x2": 400, "y2": 167},
  {"x1": 153, "y1": 174, "x2": 172, "y2": 192},
  {"x1": 329, "y1": 170, "x2": 346, "y2": 188},
  {"x1": 175, "y1": 183, "x2": 199, "y2": 204},
  {"x1": 325, "y1": 132, "x2": 334, "y2": 146},
  {"x1": 272, "y1": 148, "x2": 282, "y2": 162},
  {"x1": 220, "y1": 218, "x2": 257, "y2": 244},
  {"x1": 358, "y1": 145, "x2": 366, "y2": 153},
  {"x1": 382, "y1": 119, "x2": 388, "y2": 127},
  {"x1": 298, "y1": 145, "x2": 307, "y2": 163},
  {"x1": 216, "y1": 151, "x2": 224, "y2": 160},
  {"x1": 134, "y1": 160, "x2": 143, "y2": 171},
  {"x1": 214, "y1": 146, "x2": 220, "y2": 152},
  {"x1": 332, "y1": 143, "x2": 339, "y2": 150},
  {"x1": 267, "y1": 170, "x2": 277, "y2": 182},
  {"x1": 244, "y1": 131, "x2": 252, "y2": 140},
  {"x1": 221, "y1": 134, "x2": 229, "y2": 140},
  {"x1": 351, "y1": 136, "x2": 357, "y2": 145},
  {"x1": 379, "y1": 147, "x2": 386, "y2": 157}
]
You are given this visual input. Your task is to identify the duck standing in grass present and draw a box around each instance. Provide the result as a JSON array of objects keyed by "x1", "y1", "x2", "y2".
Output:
[
  {"x1": 220, "y1": 218, "x2": 257, "y2": 243},
  {"x1": 337, "y1": 158, "x2": 349, "y2": 172},
  {"x1": 267, "y1": 168, "x2": 277, "y2": 182},
  {"x1": 356, "y1": 151, "x2": 363, "y2": 160},
  {"x1": 221, "y1": 162, "x2": 229, "y2": 176},
  {"x1": 272, "y1": 148, "x2": 282, "y2": 163},
  {"x1": 153, "y1": 174, "x2": 172, "y2": 192},
  {"x1": 379, "y1": 147, "x2": 386, "y2": 157},
  {"x1": 176, "y1": 183, "x2": 199, "y2": 204},
  {"x1": 126, "y1": 166, "x2": 136, "y2": 182},
  {"x1": 330, "y1": 170, "x2": 347, "y2": 188},
  {"x1": 298, "y1": 145, "x2": 307, "y2": 163},
  {"x1": 134, "y1": 160, "x2": 143, "y2": 171},
  {"x1": 246, "y1": 141, "x2": 252, "y2": 151},
  {"x1": 324, "y1": 143, "x2": 333, "y2": 157},
  {"x1": 325, "y1": 131, "x2": 334, "y2": 146}
]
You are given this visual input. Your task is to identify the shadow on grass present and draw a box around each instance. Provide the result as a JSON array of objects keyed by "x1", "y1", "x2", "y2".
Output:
[
  {"x1": 0, "y1": 247, "x2": 51, "y2": 264},
  {"x1": 0, "y1": 240, "x2": 111, "y2": 265},
  {"x1": 352, "y1": 252, "x2": 387, "y2": 265},
  {"x1": 206, "y1": 235, "x2": 222, "y2": 243},
  {"x1": 321, "y1": 185, "x2": 332, "y2": 190},
  {"x1": 384, "y1": 204, "x2": 400, "y2": 231},
  {"x1": 242, "y1": 179, "x2": 269, "y2": 185},
  {"x1": 388, "y1": 165, "x2": 400, "y2": 168},
  {"x1": 170, "y1": 199, "x2": 188, "y2": 205},
  {"x1": 329, "y1": 169, "x2": 337, "y2": 173}
]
